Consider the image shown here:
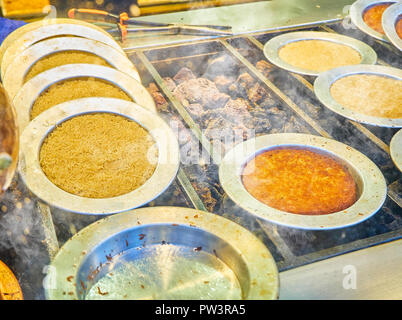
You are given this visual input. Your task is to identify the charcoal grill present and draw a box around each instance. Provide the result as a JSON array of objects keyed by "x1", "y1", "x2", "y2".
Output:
[{"x1": 0, "y1": 1, "x2": 401, "y2": 299}]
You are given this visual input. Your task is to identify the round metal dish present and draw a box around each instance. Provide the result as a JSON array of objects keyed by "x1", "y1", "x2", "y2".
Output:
[
  {"x1": 382, "y1": 2, "x2": 402, "y2": 50},
  {"x1": 19, "y1": 98, "x2": 180, "y2": 215},
  {"x1": 350, "y1": 0, "x2": 396, "y2": 42},
  {"x1": 1, "y1": 22, "x2": 123, "y2": 80},
  {"x1": 3, "y1": 37, "x2": 140, "y2": 99},
  {"x1": 0, "y1": 260, "x2": 23, "y2": 300},
  {"x1": 219, "y1": 133, "x2": 387, "y2": 230},
  {"x1": 12, "y1": 64, "x2": 155, "y2": 131},
  {"x1": 263, "y1": 31, "x2": 377, "y2": 76},
  {"x1": 45, "y1": 206, "x2": 279, "y2": 300},
  {"x1": 0, "y1": 18, "x2": 116, "y2": 71},
  {"x1": 314, "y1": 64, "x2": 402, "y2": 128},
  {"x1": 390, "y1": 129, "x2": 402, "y2": 171}
]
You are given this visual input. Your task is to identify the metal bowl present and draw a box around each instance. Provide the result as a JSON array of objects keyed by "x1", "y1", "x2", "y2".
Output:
[
  {"x1": 382, "y1": 2, "x2": 402, "y2": 50},
  {"x1": 263, "y1": 31, "x2": 377, "y2": 76},
  {"x1": 390, "y1": 129, "x2": 402, "y2": 172},
  {"x1": 19, "y1": 98, "x2": 180, "y2": 215},
  {"x1": 1, "y1": 21, "x2": 123, "y2": 80},
  {"x1": 350, "y1": 0, "x2": 396, "y2": 42},
  {"x1": 0, "y1": 18, "x2": 117, "y2": 70},
  {"x1": 45, "y1": 206, "x2": 279, "y2": 300},
  {"x1": 314, "y1": 64, "x2": 402, "y2": 128},
  {"x1": 3, "y1": 37, "x2": 140, "y2": 99},
  {"x1": 12, "y1": 64, "x2": 155, "y2": 131},
  {"x1": 219, "y1": 133, "x2": 387, "y2": 230}
]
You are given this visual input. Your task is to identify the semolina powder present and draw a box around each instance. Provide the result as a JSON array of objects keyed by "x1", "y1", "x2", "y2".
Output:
[
  {"x1": 30, "y1": 77, "x2": 132, "y2": 120},
  {"x1": 24, "y1": 51, "x2": 111, "y2": 82},
  {"x1": 39, "y1": 113, "x2": 158, "y2": 198}
]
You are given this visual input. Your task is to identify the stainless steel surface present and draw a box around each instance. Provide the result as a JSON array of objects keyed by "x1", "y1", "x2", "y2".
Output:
[
  {"x1": 19, "y1": 98, "x2": 180, "y2": 215},
  {"x1": 263, "y1": 31, "x2": 377, "y2": 76},
  {"x1": 12, "y1": 63, "x2": 155, "y2": 131},
  {"x1": 3, "y1": 37, "x2": 140, "y2": 99},
  {"x1": 314, "y1": 64, "x2": 402, "y2": 128},
  {"x1": 390, "y1": 129, "x2": 402, "y2": 171},
  {"x1": 121, "y1": 0, "x2": 355, "y2": 50},
  {"x1": 46, "y1": 206, "x2": 279, "y2": 300},
  {"x1": 382, "y1": 2, "x2": 402, "y2": 51},
  {"x1": 1, "y1": 22, "x2": 124, "y2": 79},
  {"x1": 350, "y1": 0, "x2": 394, "y2": 42},
  {"x1": 279, "y1": 238, "x2": 402, "y2": 299},
  {"x1": 219, "y1": 133, "x2": 387, "y2": 230}
]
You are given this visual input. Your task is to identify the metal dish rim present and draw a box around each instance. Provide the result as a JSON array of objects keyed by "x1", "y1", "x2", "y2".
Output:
[
  {"x1": 314, "y1": 64, "x2": 402, "y2": 128},
  {"x1": 382, "y1": 2, "x2": 402, "y2": 51},
  {"x1": 18, "y1": 97, "x2": 180, "y2": 215},
  {"x1": 219, "y1": 133, "x2": 387, "y2": 230},
  {"x1": 263, "y1": 30, "x2": 377, "y2": 76},
  {"x1": 390, "y1": 129, "x2": 402, "y2": 172}
]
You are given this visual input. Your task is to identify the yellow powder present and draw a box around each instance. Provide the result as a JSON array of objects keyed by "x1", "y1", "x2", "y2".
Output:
[
  {"x1": 330, "y1": 74, "x2": 402, "y2": 119},
  {"x1": 39, "y1": 113, "x2": 158, "y2": 199},
  {"x1": 2, "y1": 0, "x2": 49, "y2": 12},
  {"x1": 278, "y1": 40, "x2": 362, "y2": 72},
  {"x1": 24, "y1": 51, "x2": 111, "y2": 82},
  {"x1": 30, "y1": 77, "x2": 132, "y2": 120}
]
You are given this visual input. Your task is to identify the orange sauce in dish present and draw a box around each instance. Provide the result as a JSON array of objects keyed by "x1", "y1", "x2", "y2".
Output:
[{"x1": 363, "y1": 2, "x2": 395, "y2": 34}]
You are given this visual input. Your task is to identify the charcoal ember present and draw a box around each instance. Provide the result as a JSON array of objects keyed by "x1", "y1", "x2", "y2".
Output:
[
  {"x1": 229, "y1": 72, "x2": 256, "y2": 97},
  {"x1": 223, "y1": 98, "x2": 252, "y2": 122},
  {"x1": 283, "y1": 116, "x2": 309, "y2": 133},
  {"x1": 191, "y1": 181, "x2": 219, "y2": 212},
  {"x1": 204, "y1": 54, "x2": 239, "y2": 79},
  {"x1": 252, "y1": 116, "x2": 272, "y2": 133},
  {"x1": 173, "y1": 78, "x2": 230, "y2": 110},
  {"x1": 172, "y1": 67, "x2": 196, "y2": 84},
  {"x1": 186, "y1": 103, "x2": 204, "y2": 119},
  {"x1": 170, "y1": 115, "x2": 192, "y2": 146},
  {"x1": 163, "y1": 77, "x2": 177, "y2": 92},
  {"x1": 247, "y1": 83, "x2": 268, "y2": 104},
  {"x1": 265, "y1": 106, "x2": 288, "y2": 128},
  {"x1": 259, "y1": 94, "x2": 277, "y2": 109},
  {"x1": 146, "y1": 83, "x2": 169, "y2": 112},
  {"x1": 213, "y1": 75, "x2": 235, "y2": 92},
  {"x1": 256, "y1": 60, "x2": 274, "y2": 77}
]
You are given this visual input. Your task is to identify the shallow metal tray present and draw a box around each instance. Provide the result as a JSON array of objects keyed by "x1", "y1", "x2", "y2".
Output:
[
  {"x1": 12, "y1": 64, "x2": 155, "y2": 131},
  {"x1": 0, "y1": 18, "x2": 116, "y2": 68},
  {"x1": 19, "y1": 98, "x2": 180, "y2": 215},
  {"x1": 390, "y1": 129, "x2": 402, "y2": 172},
  {"x1": 219, "y1": 133, "x2": 387, "y2": 230},
  {"x1": 1, "y1": 22, "x2": 123, "y2": 80},
  {"x1": 382, "y1": 2, "x2": 402, "y2": 51},
  {"x1": 350, "y1": 0, "x2": 395, "y2": 42},
  {"x1": 314, "y1": 64, "x2": 402, "y2": 128},
  {"x1": 45, "y1": 206, "x2": 279, "y2": 300},
  {"x1": 263, "y1": 31, "x2": 377, "y2": 76},
  {"x1": 3, "y1": 37, "x2": 140, "y2": 100}
]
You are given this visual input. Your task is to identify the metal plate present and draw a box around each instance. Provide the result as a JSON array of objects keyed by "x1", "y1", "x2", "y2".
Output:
[
  {"x1": 12, "y1": 64, "x2": 156, "y2": 131},
  {"x1": 0, "y1": 18, "x2": 117, "y2": 68},
  {"x1": 263, "y1": 31, "x2": 377, "y2": 76},
  {"x1": 45, "y1": 206, "x2": 279, "y2": 300},
  {"x1": 382, "y1": 2, "x2": 402, "y2": 50},
  {"x1": 3, "y1": 37, "x2": 140, "y2": 100},
  {"x1": 19, "y1": 98, "x2": 180, "y2": 215},
  {"x1": 390, "y1": 129, "x2": 402, "y2": 171},
  {"x1": 219, "y1": 133, "x2": 387, "y2": 230},
  {"x1": 0, "y1": 260, "x2": 23, "y2": 300},
  {"x1": 314, "y1": 64, "x2": 402, "y2": 128},
  {"x1": 1, "y1": 22, "x2": 123, "y2": 80},
  {"x1": 350, "y1": 0, "x2": 396, "y2": 42}
]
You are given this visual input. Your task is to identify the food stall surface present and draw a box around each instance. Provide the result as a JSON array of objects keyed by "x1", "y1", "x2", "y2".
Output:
[{"x1": 0, "y1": 0, "x2": 401, "y2": 299}]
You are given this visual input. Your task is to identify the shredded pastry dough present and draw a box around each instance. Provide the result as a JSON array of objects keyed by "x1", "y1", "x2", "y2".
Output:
[{"x1": 39, "y1": 113, "x2": 158, "y2": 198}]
